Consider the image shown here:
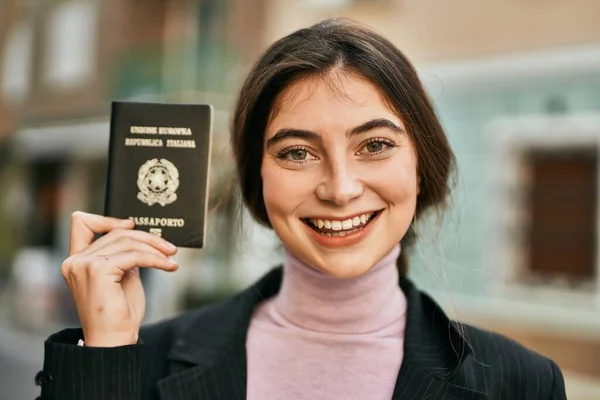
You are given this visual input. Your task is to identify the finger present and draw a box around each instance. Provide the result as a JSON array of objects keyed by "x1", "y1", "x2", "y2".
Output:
[
  {"x1": 80, "y1": 229, "x2": 177, "y2": 257},
  {"x1": 70, "y1": 211, "x2": 134, "y2": 255},
  {"x1": 62, "y1": 251, "x2": 178, "y2": 283},
  {"x1": 103, "y1": 251, "x2": 178, "y2": 275},
  {"x1": 89, "y1": 237, "x2": 168, "y2": 259}
]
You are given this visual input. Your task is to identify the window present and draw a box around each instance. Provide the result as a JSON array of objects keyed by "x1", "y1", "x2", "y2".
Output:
[
  {"x1": 2, "y1": 19, "x2": 33, "y2": 103},
  {"x1": 43, "y1": 0, "x2": 98, "y2": 90},
  {"x1": 525, "y1": 149, "x2": 597, "y2": 283},
  {"x1": 486, "y1": 114, "x2": 600, "y2": 295},
  {"x1": 27, "y1": 160, "x2": 65, "y2": 247}
]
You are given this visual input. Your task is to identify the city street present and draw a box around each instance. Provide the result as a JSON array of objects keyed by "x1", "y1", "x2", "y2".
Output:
[{"x1": 0, "y1": 313, "x2": 49, "y2": 400}]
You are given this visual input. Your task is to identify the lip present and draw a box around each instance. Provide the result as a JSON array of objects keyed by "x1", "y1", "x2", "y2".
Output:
[
  {"x1": 302, "y1": 209, "x2": 382, "y2": 221},
  {"x1": 303, "y1": 210, "x2": 382, "y2": 249}
]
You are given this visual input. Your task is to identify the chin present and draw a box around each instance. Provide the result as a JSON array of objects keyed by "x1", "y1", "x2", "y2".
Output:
[
  {"x1": 300, "y1": 246, "x2": 386, "y2": 279},
  {"x1": 294, "y1": 243, "x2": 393, "y2": 279}
]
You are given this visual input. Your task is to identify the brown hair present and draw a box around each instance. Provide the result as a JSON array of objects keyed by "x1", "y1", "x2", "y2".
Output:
[{"x1": 230, "y1": 18, "x2": 456, "y2": 275}]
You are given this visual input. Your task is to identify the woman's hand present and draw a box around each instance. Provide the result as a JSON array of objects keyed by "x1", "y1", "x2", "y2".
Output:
[{"x1": 61, "y1": 211, "x2": 179, "y2": 347}]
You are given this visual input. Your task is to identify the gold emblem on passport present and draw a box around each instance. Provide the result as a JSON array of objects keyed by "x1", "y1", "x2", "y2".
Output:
[{"x1": 137, "y1": 158, "x2": 180, "y2": 206}]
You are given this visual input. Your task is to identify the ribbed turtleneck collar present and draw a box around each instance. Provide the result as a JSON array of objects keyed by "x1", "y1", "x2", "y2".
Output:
[{"x1": 274, "y1": 244, "x2": 406, "y2": 334}]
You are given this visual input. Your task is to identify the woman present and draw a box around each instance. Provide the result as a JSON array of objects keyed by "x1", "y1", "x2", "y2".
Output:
[{"x1": 36, "y1": 19, "x2": 566, "y2": 400}]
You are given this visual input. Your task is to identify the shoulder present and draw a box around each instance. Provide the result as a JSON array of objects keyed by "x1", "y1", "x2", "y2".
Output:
[
  {"x1": 460, "y1": 322, "x2": 566, "y2": 399},
  {"x1": 139, "y1": 267, "x2": 283, "y2": 348},
  {"x1": 138, "y1": 285, "x2": 251, "y2": 347},
  {"x1": 139, "y1": 306, "x2": 211, "y2": 347},
  {"x1": 463, "y1": 322, "x2": 556, "y2": 373},
  {"x1": 403, "y1": 278, "x2": 566, "y2": 399}
]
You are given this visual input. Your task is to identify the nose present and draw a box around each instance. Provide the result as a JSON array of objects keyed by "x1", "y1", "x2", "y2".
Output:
[{"x1": 316, "y1": 161, "x2": 364, "y2": 206}]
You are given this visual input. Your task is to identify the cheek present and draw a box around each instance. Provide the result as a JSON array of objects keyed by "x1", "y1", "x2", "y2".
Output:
[
  {"x1": 370, "y1": 155, "x2": 419, "y2": 202},
  {"x1": 261, "y1": 163, "x2": 282, "y2": 216},
  {"x1": 261, "y1": 160, "x2": 315, "y2": 219},
  {"x1": 379, "y1": 177, "x2": 418, "y2": 210}
]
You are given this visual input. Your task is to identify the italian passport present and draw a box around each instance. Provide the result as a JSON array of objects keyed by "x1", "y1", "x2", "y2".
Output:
[{"x1": 104, "y1": 101, "x2": 213, "y2": 248}]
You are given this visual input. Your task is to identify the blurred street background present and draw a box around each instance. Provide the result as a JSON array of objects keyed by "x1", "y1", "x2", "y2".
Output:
[{"x1": 1, "y1": 0, "x2": 600, "y2": 398}]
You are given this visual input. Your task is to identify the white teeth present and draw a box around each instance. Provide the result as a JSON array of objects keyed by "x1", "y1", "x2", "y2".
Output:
[
  {"x1": 307, "y1": 212, "x2": 377, "y2": 234},
  {"x1": 331, "y1": 220, "x2": 342, "y2": 231},
  {"x1": 341, "y1": 219, "x2": 353, "y2": 230}
]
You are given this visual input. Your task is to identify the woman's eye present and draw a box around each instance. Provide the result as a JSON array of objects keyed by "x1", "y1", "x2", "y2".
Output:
[
  {"x1": 359, "y1": 139, "x2": 396, "y2": 156},
  {"x1": 365, "y1": 141, "x2": 384, "y2": 153},
  {"x1": 275, "y1": 146, "x2": 315, "y2": 163},
  {"x1": 290, "y1": 149, "x2": 308, "y2": 160}
]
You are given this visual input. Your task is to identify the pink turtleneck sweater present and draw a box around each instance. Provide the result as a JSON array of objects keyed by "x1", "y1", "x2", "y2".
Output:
[{"x1": 246, "y1": 244, "x2": 407, "y2": 400}]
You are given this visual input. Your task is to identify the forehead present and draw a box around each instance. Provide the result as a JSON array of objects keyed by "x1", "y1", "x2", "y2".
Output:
[{"x1": 266, "y1": 72, "x2": 400, "y2": 132}]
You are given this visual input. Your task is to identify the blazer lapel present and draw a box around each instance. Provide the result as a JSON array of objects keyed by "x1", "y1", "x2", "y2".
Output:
[
  {"x1": 155, "y1": 267, "x2": 490, "y2": 400},
  {"x1": 157, "y1": 268, "x2": 283, "y2": 400},
  {"x1": 392, "y1": 278, "x2": 490, "y2": 400}
]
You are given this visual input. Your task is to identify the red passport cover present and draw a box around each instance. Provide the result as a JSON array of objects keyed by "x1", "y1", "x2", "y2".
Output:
[{"x1": 104, "y1": 101, "x2": 213, "y2": 248}]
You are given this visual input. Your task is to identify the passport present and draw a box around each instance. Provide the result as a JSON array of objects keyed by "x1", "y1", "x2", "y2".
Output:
[{"x1": 104, "y1": 101, "x2": 213, "y2": 248}]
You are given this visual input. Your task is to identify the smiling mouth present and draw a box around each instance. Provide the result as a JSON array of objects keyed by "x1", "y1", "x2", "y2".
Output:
[{"x1": 302, "y1": 211, "x2": 381, "y2": 237}]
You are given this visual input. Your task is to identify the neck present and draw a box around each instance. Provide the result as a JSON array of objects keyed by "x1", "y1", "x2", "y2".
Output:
[{"x1": 275, "y1": 244, "x2": 405, "y2": 334}]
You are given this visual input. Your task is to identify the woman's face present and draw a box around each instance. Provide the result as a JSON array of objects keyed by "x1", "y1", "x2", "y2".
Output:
[{"x1": 261, "y1": 72, "x2": 419, "y2": 278}]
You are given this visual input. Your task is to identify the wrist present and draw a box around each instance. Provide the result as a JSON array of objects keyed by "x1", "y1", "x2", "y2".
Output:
[{"x1": 84, "y1": 331, "x2": 138, "y2": 348}]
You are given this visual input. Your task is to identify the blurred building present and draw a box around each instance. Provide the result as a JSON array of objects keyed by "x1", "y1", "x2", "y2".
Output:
[
  {"x1": 1, "y1": 0, "x2": 599, "y2": 396},
  {"x1": 0, "y1": 0, "x2": 274, "y2": 325}
]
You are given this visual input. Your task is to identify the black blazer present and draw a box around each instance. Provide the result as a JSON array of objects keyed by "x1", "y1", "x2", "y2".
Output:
[{"x1": 36, "y1": 267, "x2": 567, "y2": 400}]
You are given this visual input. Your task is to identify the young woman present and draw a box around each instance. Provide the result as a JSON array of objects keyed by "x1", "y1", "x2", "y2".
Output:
[{"x1": 35, "y1": 19, "x2": 566, "y2": 400}]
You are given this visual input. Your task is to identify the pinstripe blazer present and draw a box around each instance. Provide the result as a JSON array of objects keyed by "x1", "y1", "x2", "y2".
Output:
[{"x1": 36, "y1": 267, "x2": 567, "y2": 400}]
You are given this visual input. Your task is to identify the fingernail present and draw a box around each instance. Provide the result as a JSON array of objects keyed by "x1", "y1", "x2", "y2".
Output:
[
  {"x1": 169, "y1": 257, "x2": 179, "y2": 268},
  {"x1": 166, "y1": 241, "x2": 177, "y2": 251}
]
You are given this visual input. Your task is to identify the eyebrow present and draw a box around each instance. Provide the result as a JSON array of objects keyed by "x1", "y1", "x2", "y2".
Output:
[{"x1": 265, "y1": 118, "x2": 404, "y2": 148}]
